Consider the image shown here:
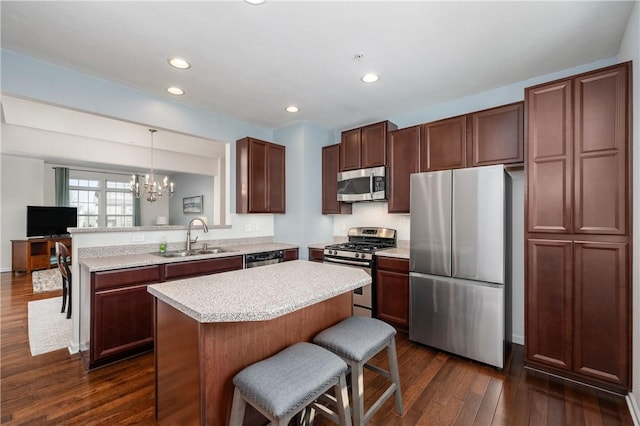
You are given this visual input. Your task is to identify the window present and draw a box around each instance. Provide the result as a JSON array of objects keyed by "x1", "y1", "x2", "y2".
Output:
[{"x1": 69, "y1": 174, "x2": 135, "y2": 228}]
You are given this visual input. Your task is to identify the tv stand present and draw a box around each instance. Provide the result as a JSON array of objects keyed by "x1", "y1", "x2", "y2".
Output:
[{"x1": 11, "y1": 237, "x2": 72, "y2": 274}]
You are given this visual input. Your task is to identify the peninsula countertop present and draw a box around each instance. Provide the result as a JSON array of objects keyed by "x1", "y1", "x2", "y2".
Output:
[
  {"x1": 147, "y1": 260, "x2": 370, "y2": 323},
  {"x1": 79, "y1": 242, "x2": 298, "y2": 272}
]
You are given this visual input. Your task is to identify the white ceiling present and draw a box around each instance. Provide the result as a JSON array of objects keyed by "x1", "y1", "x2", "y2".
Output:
[{"x1": 0, "y1": 1, "x2": 635, "y2": 131}]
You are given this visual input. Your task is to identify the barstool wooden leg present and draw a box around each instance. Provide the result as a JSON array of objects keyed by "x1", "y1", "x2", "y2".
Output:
[
  {"x1": 351, "y1": 361, "x2": 365, "y2": 426},
  {"x1": 388, "y1": 338, "x2": 403, "y2": 414},
  {"x1": 335, "y1": 374, "x2": 352, "y2": 426},
  {"x1": 228, "y1": 388, "x2": 246, "y2": 426}
]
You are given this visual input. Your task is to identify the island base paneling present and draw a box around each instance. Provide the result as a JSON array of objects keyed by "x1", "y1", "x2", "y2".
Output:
[{"x1": 155, "y1": 293, "x2": 353, "y2": 425}]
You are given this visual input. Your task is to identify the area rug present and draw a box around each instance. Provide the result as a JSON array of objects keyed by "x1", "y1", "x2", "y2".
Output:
[
  {"x1": 32, "y1": 268, "x2": 62, "y2": 293},
  {"x1": 28, "y1": 297, "x2": 71, "y2": 356}
]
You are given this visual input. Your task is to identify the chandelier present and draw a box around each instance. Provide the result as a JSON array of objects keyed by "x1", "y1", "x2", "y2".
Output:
[{"x1": 130, "y1": 129, "x2": 174, "y2": 202}]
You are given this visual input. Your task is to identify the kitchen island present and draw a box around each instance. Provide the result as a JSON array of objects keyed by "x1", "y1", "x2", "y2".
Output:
[{"x1": 147, "y1": 260, "x2": 370, "y2": 425}]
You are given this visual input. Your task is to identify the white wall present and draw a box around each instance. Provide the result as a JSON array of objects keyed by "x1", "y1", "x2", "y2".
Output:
[
  {"x1": 617, "y1": 0, "x2": 639, "y2": 418},
  {"x1": 0, "y1": 155, "x2": 45, "y2": 270}
]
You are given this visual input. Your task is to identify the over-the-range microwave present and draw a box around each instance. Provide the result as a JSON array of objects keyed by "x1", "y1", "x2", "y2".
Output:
[{"x1": 337, "y1": 166, "x2": 387, "y2": 202}]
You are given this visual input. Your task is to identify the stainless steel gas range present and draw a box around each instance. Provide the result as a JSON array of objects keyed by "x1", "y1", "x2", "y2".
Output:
[{"x1": 323, "y1": 227, "x2": 397, "y2": 317}]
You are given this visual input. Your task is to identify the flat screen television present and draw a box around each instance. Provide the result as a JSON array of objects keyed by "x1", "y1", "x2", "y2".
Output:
[{"x1": 26, "y1": 206, "x2": 78, "y2": 238}]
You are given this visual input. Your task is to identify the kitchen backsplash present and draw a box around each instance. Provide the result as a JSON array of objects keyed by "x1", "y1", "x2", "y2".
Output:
[{"x1": 333, "y1": 202, "x2": 410, "y2": 241}]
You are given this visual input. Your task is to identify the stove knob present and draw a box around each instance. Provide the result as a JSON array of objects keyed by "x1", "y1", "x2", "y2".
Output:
[{"x1": 355, "y1": 253, "x2": 361, "y2": 258}]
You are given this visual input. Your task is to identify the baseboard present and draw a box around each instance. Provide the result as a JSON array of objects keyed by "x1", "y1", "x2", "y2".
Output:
[
  {"x1": 67, "y1": 342, "x2": 80, "y2": 355},
  {"x1": 627, "y1": 392, "x2": 640, "y2": 426},
  {"x1": 512, "y1": 333, "x2": 524, "y2": 345}
]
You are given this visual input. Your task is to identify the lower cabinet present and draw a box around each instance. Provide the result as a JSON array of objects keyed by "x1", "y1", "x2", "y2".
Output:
[
  {"x1": 283, "y1": 248, "x2": 299, "y2": 261},
  {"x1": 526, "y1": 238, "x2": 630, "y2": 393},
  {"x1": 308, "y1": 248, "x2": 324, "y2": 263},
  {"x1": 375, "y1": 256, "x2": 409, "y2": 332},
  {"x1": 83, "y1": 256, "x2": 244, "y2": 370}
]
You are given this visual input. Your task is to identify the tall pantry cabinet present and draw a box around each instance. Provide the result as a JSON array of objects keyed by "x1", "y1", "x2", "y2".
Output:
[{"x1": 525, "y1": 62, "x2": 631, "y2": 393}]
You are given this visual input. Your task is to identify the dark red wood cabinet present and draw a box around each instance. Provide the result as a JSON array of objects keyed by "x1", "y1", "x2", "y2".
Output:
[
  {"x1": 387, "y1": 126, "x2": 420, "y2": 213},
  {"x1": 322, "y1": 144, "x2": 351, "y2": 215},
  {"x1": 340, "y1": 121, "x2": 397, "y2": 171},
  {"x1": 420, "y1": 115, "x2": 467, "y2": 172},
  {"x1": 283, "y1": 248, "x2": 298, "y2": 261},
  {"x1": 375, "y1": 256, "x2": 409, "y2": 332},
  {"x1": 236, "y1": 137, "x2": 286, "y2": 214},
  {"x1": 469, "y1": 102, "x2": 524, "y2": 167},
  {"x1": 88, "y1": 265, "x2": 161, "y2": 369},
  {"x1": 308, "y1": 248, "x2": 324, "y2": 262},
  {"x1": 524, "y1": 62, "x2": 631, "y2": 393},
  {"x1": 82, "y1": 256, "x2": 244, "y2": 371}
]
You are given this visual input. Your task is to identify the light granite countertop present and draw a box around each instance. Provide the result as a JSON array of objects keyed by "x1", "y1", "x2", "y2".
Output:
[
  {"x1": 375, "y1": 247, "x2": 410, "y2": 259},
  {"x1": 147, "y1": 260, "x2": 371, "y2": 323},
  {"x1": 80, "y1": 242, "x2": 299, "y2": 272}
]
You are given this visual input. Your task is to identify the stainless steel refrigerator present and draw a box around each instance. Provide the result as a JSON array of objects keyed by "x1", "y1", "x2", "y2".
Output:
[{"x1": 409, "y1": 165, "x2": 511, "y2": 369}]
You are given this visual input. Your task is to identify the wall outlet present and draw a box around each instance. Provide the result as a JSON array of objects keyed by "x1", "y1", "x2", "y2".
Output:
[
  {"x1": 132, "y1": 235, "x2": 145, "y2": 242},
  {"x1": 244, "y1": 224, "x2": 252, "y2": 232},
  {"x1": 254, "y1": 223, "x2": 261, "y2": 232}
]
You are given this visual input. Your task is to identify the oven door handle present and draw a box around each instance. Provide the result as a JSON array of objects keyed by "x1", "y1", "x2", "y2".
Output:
[
  {"x1": 369, "y1": 173, "x2": 374, "y2": 198},
  {"x1": 324, "y1": 257, "x2": 370, "y2": 268}
]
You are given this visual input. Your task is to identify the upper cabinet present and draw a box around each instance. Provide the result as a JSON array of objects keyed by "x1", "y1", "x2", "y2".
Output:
[
  {"x1": 340, "y1": 121, "x2": 397, "y2": 171},
  {"x1": 420, "y1": 115, "x2": 467, "y2": 171},
  {"x1": 526, "y1": 64, "x2": 629, "y2": 235},
  {"x1": 387, "y1": 126, "x2": 420, "y2": 213},
  {"x1": 470, "y1": 102, "x2": 524, "y2": 167},
  {"x1": 236, "y1": 137, "x2": 286, "y2": 214},
  {"x1": 322, "y1": 144, "x2": 352, "y2": 215}
]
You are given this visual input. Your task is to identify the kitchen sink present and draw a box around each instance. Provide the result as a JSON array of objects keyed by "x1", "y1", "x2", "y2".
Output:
[
  {"x1": 154, "y1": 248, "x2": 232, "y2": 257},
  {"x1": 190, "y1": 248, "x2": 230, "y2": 255}
]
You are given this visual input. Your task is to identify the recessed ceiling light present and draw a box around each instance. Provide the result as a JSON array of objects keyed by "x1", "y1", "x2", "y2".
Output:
[
  {"x1": 167, "y1": 87, "x2": 185, "y2": 95},
  {"x1": 361, "y1": 73, "x2": 380, "y2": 83},
  {"x1": 168, "y1": 57, "x2": 191, "y2": 69},
  {"x1": 245, "y1": 0, "x2": 266, "y2": 4},
  {"x1": 285, "y1": 106, "x2": 299, "y2": 113}
]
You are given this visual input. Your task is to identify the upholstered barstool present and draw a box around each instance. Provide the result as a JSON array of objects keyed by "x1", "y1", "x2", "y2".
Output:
[
  {"x1": 313, "y1": 316, "x2": 403, "y2": 425},
  {"x1": 229, "y1": 342, "x2": 352, "y2": 426}
]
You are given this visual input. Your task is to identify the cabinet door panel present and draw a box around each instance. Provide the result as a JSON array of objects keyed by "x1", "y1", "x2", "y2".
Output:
[
  {"x1": 470, "y1": 102, "x2": 524, "y2": 166},
  {"x1": 526, "y1": 81, "x2": 572, "y2": 233},
  {"x1": 340, "y1": 128, "x2": 361, "y2": 171},
  {"x1": 361, "y1": 121, "x2": 388, "y2": 168},
  {"x1": 322, "y1": 144, "x2": 352, "y2": 214},
  {"x1": 308, "y1": 248, "x2": 324, "y2": 262},
  {"x1": 248, "y1": 139, "x2": 269, "y2": 213},
  {"x1": 268, "y1": 143, "x2": 286, "y2": 213},
  {"x1": 93, "y1": 284, "x2": 154, "y2": 362},
  {"x1": 387, "y1": 126, "x2": 420, "y2": 213},
  {"x1": 526, "y1": 239, "x2": 572, "y2": 370},
  {"x1": 573, "y1": 241, "x2": 629, "y2": 387},
  {"x1": 421, "y1": 116, "x2": 466, "y2": 171},
  {"x1": 376, "y1": 269, "x2": 409, "y2": 331},
  {"x1": 283, "y1": 248, "x2": 298, "y2": 261},
  {"x1": 574, "y1": 66, "x2": 628, "y2": 235}
]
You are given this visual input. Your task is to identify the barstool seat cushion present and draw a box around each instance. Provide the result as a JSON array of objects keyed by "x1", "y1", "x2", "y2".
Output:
[
  {"x1": 232, "y1": 342, "x2": 347, "y2": 418},
  {"x1": 313, "y1": 316, "x2": 396, "y2": 362}
]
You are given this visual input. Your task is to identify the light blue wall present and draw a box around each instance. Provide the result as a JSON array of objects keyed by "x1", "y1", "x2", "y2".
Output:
[
  {"x1": 386, "y1": 57, "x2": 619, "y2": 130},
  {"x1": 273, "y1": 121, "x2": 335, "y2": 258},
  {"x1": 0, "y1": 49, "x2": 273, "y2": 213},
  {"x1": 168, "y1": 173, "x2": 215, "y2": 226}
]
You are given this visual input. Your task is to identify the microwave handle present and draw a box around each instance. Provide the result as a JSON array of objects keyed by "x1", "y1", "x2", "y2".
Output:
[{"x1": 369, "y1": 173, "x2": 374, "y2": 197}]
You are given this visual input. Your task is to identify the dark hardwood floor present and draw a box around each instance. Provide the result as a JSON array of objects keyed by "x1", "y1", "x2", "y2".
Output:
[{"x1": 1, "y1": 271, "x2": 633, "y2": 425}]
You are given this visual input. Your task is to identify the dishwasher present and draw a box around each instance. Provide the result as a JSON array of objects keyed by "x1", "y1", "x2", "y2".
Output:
[{"x1": 245, "y1": 250, "x2": 284, "y2": 268}]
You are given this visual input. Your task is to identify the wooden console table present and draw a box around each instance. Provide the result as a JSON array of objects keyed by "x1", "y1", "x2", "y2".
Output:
[{"x1": 11, "y1": 237, "x2": 72, "y2": 273}]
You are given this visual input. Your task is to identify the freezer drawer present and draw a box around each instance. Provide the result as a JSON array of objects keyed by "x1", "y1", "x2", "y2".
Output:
[{"x1": 409, "y1": 273, "x2": 505, "y2": 368}]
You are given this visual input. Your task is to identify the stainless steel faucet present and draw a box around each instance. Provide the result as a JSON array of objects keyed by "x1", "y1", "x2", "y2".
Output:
[{"x1": 186, "y1": 217, "x2": 209, "y2": 251}]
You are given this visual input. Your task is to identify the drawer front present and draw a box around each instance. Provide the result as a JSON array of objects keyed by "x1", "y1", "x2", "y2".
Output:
[
  {"x1": 283, "y1": 248, "x2": 299, "y2": 262},
  {"x1": 308, "y1": 248, "x2": 324, "y2": 262},
  {"x1": 376, "y1": 256, "x2": 409, "y2": 273},
  {"x1": 94, "y1": 265, "x2": 162, "y2": 291},
  {"x1": 164, "y1": 256, "x2": 243, "y2": 280}
]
